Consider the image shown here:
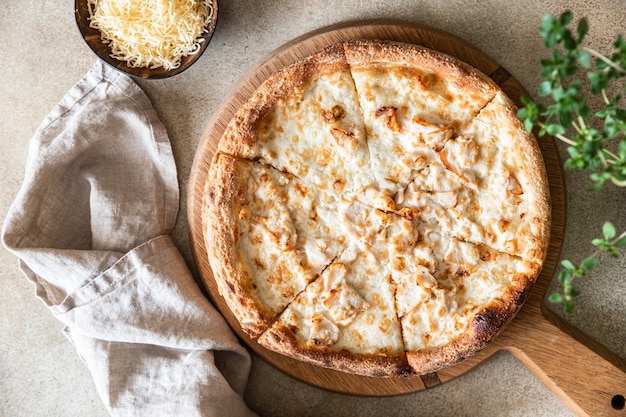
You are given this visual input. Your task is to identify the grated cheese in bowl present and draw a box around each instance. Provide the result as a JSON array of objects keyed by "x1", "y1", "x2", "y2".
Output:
[{"x1": 87, "y1": 0, "x2": 214, "y2": 71}]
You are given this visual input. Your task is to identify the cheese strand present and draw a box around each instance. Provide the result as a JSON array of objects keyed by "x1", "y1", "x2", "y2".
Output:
[{"x1": 88, "y1": 0, "x2": 213, "y2": 70}]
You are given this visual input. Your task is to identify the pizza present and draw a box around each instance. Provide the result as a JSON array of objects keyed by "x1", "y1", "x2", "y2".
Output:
[{"x1": 201, "y1": 39, "x2": 551, "y2": 377}]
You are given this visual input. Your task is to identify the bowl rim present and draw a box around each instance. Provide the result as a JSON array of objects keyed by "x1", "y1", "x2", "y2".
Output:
[{"x1": 74, "y1": 0, "x2": 219, "y2": 79}]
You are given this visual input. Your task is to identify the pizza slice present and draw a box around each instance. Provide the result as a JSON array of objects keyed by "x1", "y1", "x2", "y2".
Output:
[
  {"x1": 217, "y1": 43, "x2": 373, "y2": 204},
  {"x1": 343, "y1": 40, "x2": 498, "y2": 194},
  {"x1": 398, "y1": 92, "x2": 550, "y2": 264},
  {"x1": 385, "y1": 215, "x2": 539, "y2": 374},
  {"x1": 202, "y1": 153, "x2": 350, "y2": 337},
  {"x1": 257, "y1": 238, "x2": 409, "y2": 377}
]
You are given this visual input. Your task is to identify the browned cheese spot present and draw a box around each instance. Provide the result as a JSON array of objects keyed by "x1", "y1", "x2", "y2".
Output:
[
  {"x1": 317, "y1": 147, "x2": 331, "y2": 166},
  {"x1": 393, "y1": 256, "x2": 407, "y2": 272},
  {"x1": 333, "y1": 177, "x2": 346, "y2": 192},
  {"x1": 478, "y1": 244, "x2": 497, "y2": 262},
  {"x1": 293, "y1": 182, "x2": 308, "y2": 198},
  {"x1": 379, "y1": 346, "x2": 393, "y2": 355},
  {"x1": 379, "y1": 317, "x2": 392, "y2": 334},
  {"x1": 351, "y1": 329, "x2": 364, "y2": 343},
  {"x1": 253, "y1": 258, "x2": 266, "y2": 270},
  {"x1": 455, "y1": 267, "x2": 470, "y2": 278},
  {"x1": 372, "y1": 292, "x2": 383, "y2": 308},
  {"x1": 322, "y1": 104, "x2": 346, "y2": 122},
  {"x1": 309, "y1": 201, "x2": 318, "y2": 222},
  {"x1": 504, "y1": 239, "x2": 518, "y2": 253},
  {"x1": 506, "y1": 172, "x2": 523, "y2": 195},
  {"x1": 375, "y1": 106, "x2": 402, "y2": 132}
]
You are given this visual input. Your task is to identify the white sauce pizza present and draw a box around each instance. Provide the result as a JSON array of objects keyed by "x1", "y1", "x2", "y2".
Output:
[{"x1": 201, "y1": 39, "x2": 550, "y2": 377}]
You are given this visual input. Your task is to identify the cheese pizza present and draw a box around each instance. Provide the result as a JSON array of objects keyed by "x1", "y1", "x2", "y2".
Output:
[{"x1": 201, "y1": 39, "x2": 550, "y2": 377}]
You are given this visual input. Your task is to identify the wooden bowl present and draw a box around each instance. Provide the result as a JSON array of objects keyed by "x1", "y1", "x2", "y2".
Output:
[{"x1": 74, "y1": 0, "x2": 218, "y2": 79}]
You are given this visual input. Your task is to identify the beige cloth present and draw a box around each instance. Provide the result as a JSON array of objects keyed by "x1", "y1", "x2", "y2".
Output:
[{"x1": 2, "y1": 62, "x2": 256, "y2": 417}]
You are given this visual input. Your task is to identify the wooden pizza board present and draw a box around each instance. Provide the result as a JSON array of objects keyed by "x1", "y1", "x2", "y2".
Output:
[{"x1": 187, "y1": 20, "x2": 626, "y2": 416}]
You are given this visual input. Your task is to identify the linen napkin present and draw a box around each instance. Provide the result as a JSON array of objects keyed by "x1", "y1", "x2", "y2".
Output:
[{"x1": 2, "y1": 61, "x2": 256, "y2": 417}]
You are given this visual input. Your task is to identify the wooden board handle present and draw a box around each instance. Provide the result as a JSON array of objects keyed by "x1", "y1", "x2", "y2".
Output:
[{"x1": 502, "y1": 316, "x2": 626, "y2": 416}]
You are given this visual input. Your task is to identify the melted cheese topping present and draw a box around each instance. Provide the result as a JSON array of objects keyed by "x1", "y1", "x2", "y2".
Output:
[
  {"x1": 401, "y1": 92, "x2": 535, "y2": 258},
  {"x1": 237, "y1": 68, "x2": 374, "y2": 203},
  {"x1": 349, "y1": 64, "x2": 492, "y2": 192},
  {"x1": 236, "y1": 160, "x2": 349, "y2": 317},
  {"x1": 267, "y1": 242, "x2": 404, "y2": 356},
  {"x1": 386, "y1": 216, "x2": 527, "y2": 350},
  {"x1": 208, "y1": 41, "x2": 548, "y2": 374},
  {"x1": 88, "y1": 0, "x2": 213, "y2": 70}
]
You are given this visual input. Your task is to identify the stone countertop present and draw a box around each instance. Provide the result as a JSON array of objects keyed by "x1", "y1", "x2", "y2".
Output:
[{"x1": 1, "y1": 1, "x2": 624, "y2": 416}]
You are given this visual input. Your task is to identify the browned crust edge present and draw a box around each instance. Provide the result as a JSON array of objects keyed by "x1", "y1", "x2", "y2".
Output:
[
  {"x1": 489, "y1": 91, "x2": 552, "y2": 266},
  {"x1": 258, "y1": 322, "x2": 412, "y2": 378},
  {"x1": 342, "y1": 39, "x2": 499, "y2": 105},
  {"x1": 201, "y1": 152, "x2": 273, "y2": 338}
]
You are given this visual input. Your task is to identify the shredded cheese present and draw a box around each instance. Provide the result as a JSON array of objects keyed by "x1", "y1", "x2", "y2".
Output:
[{"x1": 87, "y1": 0, "x2": 213, "y2": 70}]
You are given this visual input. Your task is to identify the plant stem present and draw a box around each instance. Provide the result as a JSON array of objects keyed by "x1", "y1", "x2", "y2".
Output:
[
  {"x1": 598, "y1": 150, "x2": 609, "y2": 168},
  {"x1": 602, "y1": 148, "x2": 620, "y2": 163},
  {"x1": 611, "y1": 176, "x2": 626, "y2": 186},
  {"x1": 572, "y1": 118, "x2": 584, "y2": 135},
  {"x1": 601, "y1": 89, "x2": 610, "y2": 105},
  {"x1": 581, "y1": 46, "x2": 626, "y2": 74},
  {"x1": 556, "y1": 132, "x2": 578, "y2": 146}
]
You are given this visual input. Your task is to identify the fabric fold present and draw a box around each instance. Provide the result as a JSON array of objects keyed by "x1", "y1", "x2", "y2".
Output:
[{"x1": 2, "y1": 61, "x2": 255, "y2": 417}]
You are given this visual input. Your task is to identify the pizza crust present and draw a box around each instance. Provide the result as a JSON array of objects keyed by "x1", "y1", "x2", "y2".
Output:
[
  {"x1": 342, "y1": 39, "x2": 499, "y2": 107},
  {"x1": 259, "y1": 321, "x2": 412, "y2": 378},
  {"x1": 202, "y1": 152, "x2": 271, "y2": 336},
  {"x1": 201, "y1": 39, "x2": 551, "y2": 377}
]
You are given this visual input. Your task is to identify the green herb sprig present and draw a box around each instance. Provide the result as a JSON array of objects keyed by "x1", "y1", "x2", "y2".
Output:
[
  {"x1": 518, "y1": 11, "x2": 626, "y2": 190},
  {"x1": 518, "y1": 11, "x2": 626, "y2": 313},
  {"x1": 549, "y1": 222, "x2": 626, "y2": 314}
]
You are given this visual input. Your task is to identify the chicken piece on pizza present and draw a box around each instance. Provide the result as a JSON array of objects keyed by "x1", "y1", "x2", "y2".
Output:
[
  {"x1": 202, "y1": 153, "x2": 350, "y2": 337},
  {"x1": 343, "y1": 40, "x2": 498, "y2": 194},
  {"x1": 258, "y1": 241, "x2": 409, "y2": 377},
  {"x1": 218, "y1": 43, "x2": 373, "y2": 204},
  {"x1": 339, "y1": 193, "x2": 393, "y2": 249}
]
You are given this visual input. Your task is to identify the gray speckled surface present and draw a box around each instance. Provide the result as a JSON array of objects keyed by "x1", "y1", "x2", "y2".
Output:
[{"x1": 1, "y1": 1, "x2": 625, "y2": 416}]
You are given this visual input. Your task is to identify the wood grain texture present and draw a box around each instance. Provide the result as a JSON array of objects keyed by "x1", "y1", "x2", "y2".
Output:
[{"x1": 187, "y1": 20, "x2": 626, "y2": 416}]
